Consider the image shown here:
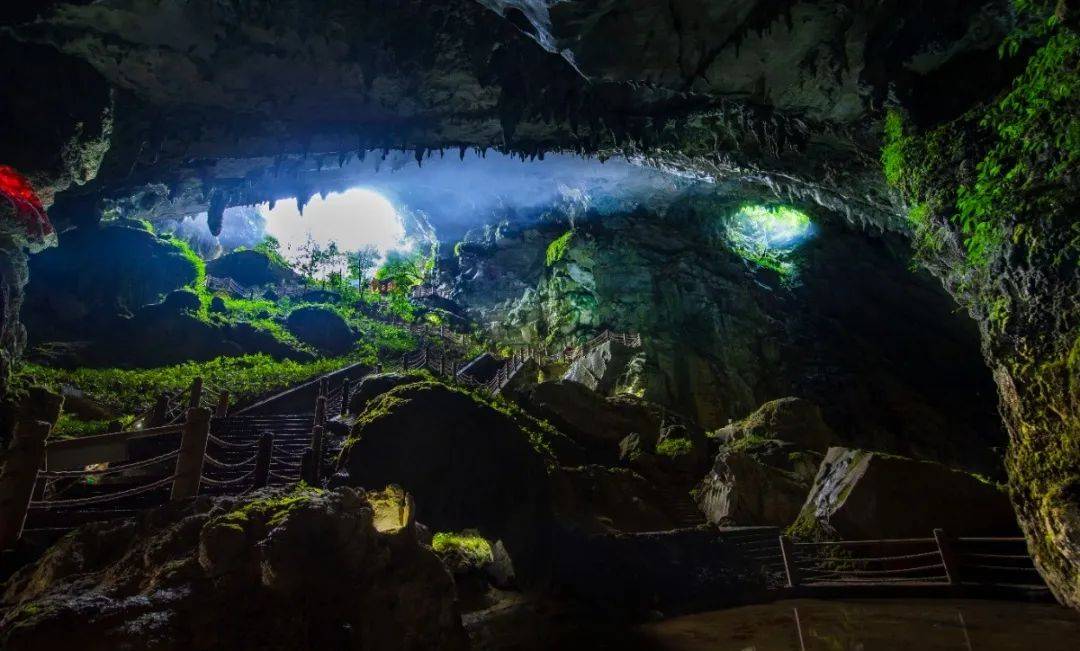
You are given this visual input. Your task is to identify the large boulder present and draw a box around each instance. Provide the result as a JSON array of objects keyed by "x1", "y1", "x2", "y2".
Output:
[
  {"x1": 0, "y1": 486, "x2": 467, "y2": 651},
  {"x1": 23, "y1": 223, "x2": 199, "y2": 343},
  {"x1": 793, "y1": 448, "x2": 1019, "y2": 540},
  {"x1": 562, "y1": 339, "x2": 640, "y2": 395},
  {"x1": 205, "y1": 249, "x2": 297, "y2": 287},
  {"x1": 285, "y1": 306, "x2": 354, "y2": 355},
  {"x1": 347, "y1": 372, "x2": 419, "y2": 414},
  {"x1": 695, "y1": 451, "x2": 811, "y2": 527},
  {"x1": 338, "y1": 381, "x2": 558, "y2": 583}
]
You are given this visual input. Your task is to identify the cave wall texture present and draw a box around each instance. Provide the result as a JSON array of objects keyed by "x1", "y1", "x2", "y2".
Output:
[{"x1": 0, "y1": 0, "x2": 1076, "y2": 607}]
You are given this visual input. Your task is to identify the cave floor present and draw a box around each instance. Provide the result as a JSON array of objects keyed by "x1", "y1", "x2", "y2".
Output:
[{"x1": 631, "y1": 598, "x2": 1080, "y2": 650}]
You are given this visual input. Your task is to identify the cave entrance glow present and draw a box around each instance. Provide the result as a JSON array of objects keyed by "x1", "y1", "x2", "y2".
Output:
[
  {"x1": 259, "y1": 188, "x2": 407, "y2": 271},
  {"x1": 725, "y1": 204, "x2": 813, "y2": 275}
]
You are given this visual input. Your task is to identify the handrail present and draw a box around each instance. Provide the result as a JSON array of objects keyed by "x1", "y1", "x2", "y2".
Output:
[
  {"x1": 45, "y1": 422, "x2": 185, "y2": 455},
  {"x1": 778, "y1": 529, "x2": 1044, "y2": 590}
]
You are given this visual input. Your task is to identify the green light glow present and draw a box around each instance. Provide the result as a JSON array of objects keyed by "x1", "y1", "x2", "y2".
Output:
[{"x1": 725, "y1": 204, "x2": 813, "y2": 275}]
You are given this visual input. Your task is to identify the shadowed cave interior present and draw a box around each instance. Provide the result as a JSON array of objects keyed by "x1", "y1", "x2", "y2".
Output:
[{"x1": 0, "y1": 2, "x2": 1078, "y2": 650}]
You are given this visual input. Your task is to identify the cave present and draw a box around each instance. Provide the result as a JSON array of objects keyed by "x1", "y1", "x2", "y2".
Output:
[{"x1": 0, "y1": 2, "x2": 1077, "y2": 650}]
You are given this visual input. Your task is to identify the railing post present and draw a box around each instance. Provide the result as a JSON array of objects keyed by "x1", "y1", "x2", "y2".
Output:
[
  {"x1": 300, "y1": 448, "x2": 315, "y2": 485},
  {"x1": 779, "y1": 535, "x2": 800, "y2": 588},
  {"x1": 214, "y1": 390, "x2": 230, "y2": 418},
  {"x1": 149, "y1": 393, "x2": 170, "y2": 427},
  {"x1": 188, "y1": 377, "x2": 204, "y2": 409},
  {"x1": 340, "y1": 378, "x2": 351, "y2": 416},
  {"x1": 315, "y1": 395, "x2": 327, "y2": 426},
  {"x1": 0, "y1": 421, "x2": 51, "y2": 550},
  {"x1": 170, "y1": 407, "x2": 211, "y2": 501},
  {"x1": 309, "y1": 425, "x2": 325, "y2": 484},
  {"x1": 253, "y1": 431, "x2": 273, "y2": 489},
  {"x1": 934, "y1": 528, "x2": 960, "y2": 585}
]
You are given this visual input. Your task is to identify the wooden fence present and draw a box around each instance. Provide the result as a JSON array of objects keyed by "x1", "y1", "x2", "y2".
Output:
[{"x1": 0, "y1": 374, "x2": 351, "y2": 550}]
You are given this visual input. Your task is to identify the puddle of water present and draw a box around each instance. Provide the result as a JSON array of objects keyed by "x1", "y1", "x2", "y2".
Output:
[{"x1": 632, "y1": 599, "x2": 1080, "y2": 651}]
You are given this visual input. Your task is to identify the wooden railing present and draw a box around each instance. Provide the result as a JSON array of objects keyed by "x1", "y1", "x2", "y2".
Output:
[
  {"x1": 0, "y1": 373, "x2": 353, "y2": 550},
  {"x1": 778, "y1": 530, "x2": 1044, "y2": 589}
]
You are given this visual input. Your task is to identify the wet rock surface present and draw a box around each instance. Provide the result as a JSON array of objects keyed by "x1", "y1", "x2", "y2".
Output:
[{"x1": 0, "y1": 486, "x2": 467, "y2": 651}]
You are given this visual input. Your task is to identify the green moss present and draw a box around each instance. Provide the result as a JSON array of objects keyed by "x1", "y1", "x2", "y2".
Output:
[
  {"x1": 160, "y1": 235, "x2": 211, "y2": 316},
  {"x1": 656, "y1": 437, "x2": 694, "y2": 458},
  {"x1": 786, "y1": 509, "x2": 829, "y2": 541},
  {"x1": 212, "y1": 484, "x2": 324, "y2": 530},
  {"x1": 431, "y1": 530, "x2": 493, "y2": 565},
  {"x1": 881, "y1": 109, "x2": 909, "y2": 187},
  {"x1": 545, "y1": 230, "x2": 574, "y2": 267}
]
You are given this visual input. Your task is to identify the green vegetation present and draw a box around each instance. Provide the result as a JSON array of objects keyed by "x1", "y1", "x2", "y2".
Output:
[
  {"x1": 880, "y1": 110, "x2": 907, "y2": 187},
  {"x1": 159, "y1": 234, "x2": 211, "y2": 315},
  {"x1": 431, "y1": 530, "x2": 494, "y2": 565},
  {"x1": 24, "y1": 354, "x2": 365, "y2": 438},
  {"x1": 655, "y1": 436, "x2": 694, "y2": 458},
  {"x1": 545, "y1": 229, "x2": 574, "y2": 267},
  {"x1": 883, "y1": 16, "x2": 1079, "y2": 274},
  {"x1": 724, "y1": 204, "x2": 812, "y2": 277}
]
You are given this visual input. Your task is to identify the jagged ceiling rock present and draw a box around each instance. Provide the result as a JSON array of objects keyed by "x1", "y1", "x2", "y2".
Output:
[{"x1": 5, "y1": 0, "x2": 1017, "y2": 234}]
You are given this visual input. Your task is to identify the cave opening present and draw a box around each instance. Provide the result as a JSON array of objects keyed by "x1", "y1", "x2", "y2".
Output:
[{"x1": 1, "y1": 1, "x2": 1078, "y2": 648}]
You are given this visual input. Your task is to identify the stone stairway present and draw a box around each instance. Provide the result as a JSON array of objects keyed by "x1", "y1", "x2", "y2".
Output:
[{"x1": 201, "y1": 413, "x2": 323, "y2": 492}]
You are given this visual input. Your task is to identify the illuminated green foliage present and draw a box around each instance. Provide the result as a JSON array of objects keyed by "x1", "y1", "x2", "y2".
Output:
[
  {"x1": 545, "y1": 230, "x2": 574, "y2": 267},
  {"x1": 656, "y1": 437, "x2": 694, "y2": 458},
  {"x1": 431, "y1": 530, "x2": 493, "y2": 565}
]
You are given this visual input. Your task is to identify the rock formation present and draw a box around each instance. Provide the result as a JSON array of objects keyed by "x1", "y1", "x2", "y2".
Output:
[{"x1": 0, "y1": 486, "x2": 468, "y2": 651}]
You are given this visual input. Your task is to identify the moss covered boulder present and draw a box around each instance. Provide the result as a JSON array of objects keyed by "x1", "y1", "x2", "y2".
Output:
[
  {"x1": 205, "y1": 249, "x2": 297, "y2": 287},
  {"x1": 338, "y1": 380, "x2": 560, "y2": 583},
  {"x1": 0, "y1": 486, "x2": 467, "y2": 651}
]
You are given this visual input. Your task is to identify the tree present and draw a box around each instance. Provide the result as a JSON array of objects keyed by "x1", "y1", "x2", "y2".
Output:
[
  {"x1": 348, "y1": 244, "x2": 380, "y2": 298},
  {"x1": 294, "y1": 236, "x2": 347, "y2": 283}
]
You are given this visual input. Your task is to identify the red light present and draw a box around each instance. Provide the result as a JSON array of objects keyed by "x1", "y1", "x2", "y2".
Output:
[{"x1": 0, "y1": 165, "x2": 53, "y2": 239}]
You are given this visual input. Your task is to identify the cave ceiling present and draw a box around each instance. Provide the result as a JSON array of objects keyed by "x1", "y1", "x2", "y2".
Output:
[{"x1": 3, "y1": 0, "x2": 1015, "y2": 234}]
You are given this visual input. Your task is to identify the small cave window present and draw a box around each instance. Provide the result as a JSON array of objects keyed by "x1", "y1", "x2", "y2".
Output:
[{"x1": 724, "y1": 204, "x2": 813, "y2": 276}]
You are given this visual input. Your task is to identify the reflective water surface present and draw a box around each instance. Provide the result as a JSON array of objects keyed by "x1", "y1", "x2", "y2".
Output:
[{"x1": 633, "y1": 599, "x2": 1080, "y2": 650}]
